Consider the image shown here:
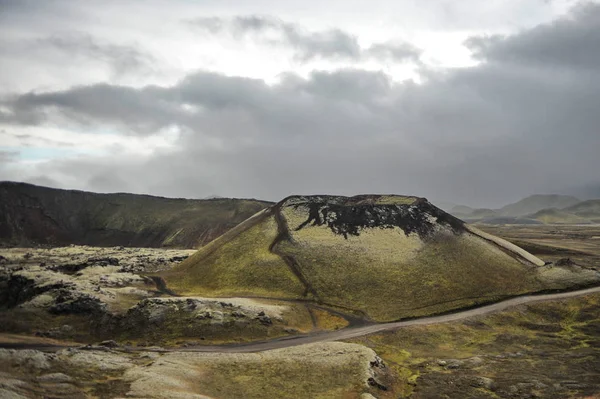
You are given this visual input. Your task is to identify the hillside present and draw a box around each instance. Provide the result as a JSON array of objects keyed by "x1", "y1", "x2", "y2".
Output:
[
  {"x1": 0, "y1": 182, "x2": 271, "y2": 248},
  {"x1": 563, "y1": 199, "x2": 600, "y2": 222},
  {"x1": 527, "y1": 208, "x2": 592, "y2": 224},
  {"x1": 499, "y1": 194, "x2": 580, "y2": 217},
  {"x1": 163, "y1": 194, "x2": 597, "y2": 322}
]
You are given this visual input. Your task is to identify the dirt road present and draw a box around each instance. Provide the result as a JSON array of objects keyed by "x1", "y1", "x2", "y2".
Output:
[
  {"x1": 2, "y1": 285, "x2": 600, "y2": 353},
  {"x1": 173, "y1": 285, "x2": 600, "y2": 353}
]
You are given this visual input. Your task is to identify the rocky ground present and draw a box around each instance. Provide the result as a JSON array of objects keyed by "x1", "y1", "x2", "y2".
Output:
[
  {"x1": 0, "y1": 342, "x2": 394, "y2": 399},
  {"x1": 2, "y1": 292, "x2": 599, "y2": 398},
  {"x1": 0, "y1": 246, "x2": 334, "y2": 346}
]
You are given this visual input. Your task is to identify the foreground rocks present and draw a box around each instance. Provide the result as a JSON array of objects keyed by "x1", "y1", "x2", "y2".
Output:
[
  {"x1": 0, "y1": 246, "x2": 318, "y2": 345},
  {"x1": 115, "y1": 296, "x2": 291, "y2": 344},
  {"x1": 0, "y1": 342, "x2": 392, "y2": 399}
]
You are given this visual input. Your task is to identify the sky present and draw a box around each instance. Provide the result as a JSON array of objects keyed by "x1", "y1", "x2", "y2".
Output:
[{"x1": 0, "y1": 0, "x2": 599, "y2": 207}]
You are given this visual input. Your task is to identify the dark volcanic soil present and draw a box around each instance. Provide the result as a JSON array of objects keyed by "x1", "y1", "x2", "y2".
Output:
[{"x1": 285, "y1": 195, "x2": 465, "y2": 239}]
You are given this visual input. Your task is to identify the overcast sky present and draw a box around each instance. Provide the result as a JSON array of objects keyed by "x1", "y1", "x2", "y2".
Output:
[{"x1": 1, "y1": 0, "x2": 599, "y2": 207}]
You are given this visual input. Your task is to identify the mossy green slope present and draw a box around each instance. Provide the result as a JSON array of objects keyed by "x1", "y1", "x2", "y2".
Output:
[
  {"x1": 164, "y1": 195, "x2": 595, "y2": 322},
  {"x1": 163, "y1": 209, "x2": 307, "y2": 298}
]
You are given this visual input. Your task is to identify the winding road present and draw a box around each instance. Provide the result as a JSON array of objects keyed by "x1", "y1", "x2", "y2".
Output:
[
  {"x1": 4, "y1": 285, "x2": 598, "y2": 354},
  {"x1": 172, "y1": 285, "x2": 600, "y2": 353}
]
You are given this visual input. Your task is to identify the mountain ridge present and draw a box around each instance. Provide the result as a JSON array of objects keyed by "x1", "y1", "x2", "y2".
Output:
[{"x1": 0, "y1": 181, "x2": 272, "y2": 248}]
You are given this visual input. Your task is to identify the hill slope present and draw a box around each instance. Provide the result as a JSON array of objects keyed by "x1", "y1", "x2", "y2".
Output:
[
  {"x1": 0, "y1": 182, "x2": 271, "y2": 248},
  {"x1": 499, "y1": 194, "x2": 580, "y2": 217},
  {"x1": 562, "y1": 199, "x2": 600, "y2": 222},
  {"x1": 163, "y1": 195, "x2": 597, "y2": 322},
  {"x1": 527, "y1": 208, "x2": 592, "y2": 224}
]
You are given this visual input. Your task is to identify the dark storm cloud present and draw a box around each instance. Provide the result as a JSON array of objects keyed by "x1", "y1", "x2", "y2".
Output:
[
  {"x1": 188, "y1": 15, "x2": 421, "y2": 63},
  {"x1": 1, "y1": 84, "x2": 176, "y2": 133},
  {"x1": 2, "y1": 3, "x2": 600, "y2": 206},
  {"x1": 466, "y1": 2, "x2": 600, "y2": 70},
  {"x1": 38, "y1": 32, "x2": 155, "y2": 76}
]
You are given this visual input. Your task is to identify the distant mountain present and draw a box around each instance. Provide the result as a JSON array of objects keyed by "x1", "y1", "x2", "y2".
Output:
[
  {"x1": 472, "y1": 198, "x2": 600, "y2": 225},
  {"x1": 450, "y1": 205, "x2": 475, "y2": 215},
  {"x1": 469, "y1": 208, "x2": 498, "y2": 219},
  {"x1": 526, "y1": 208, "x2": 592, "y2": 225},
  {"x1": 0, "y1": 181, "x2": 272, "y2": 248},
  {"x1": 474, "y1": 216, "x2": 543, "y2": 225},
  {"x1": 499, "y1": 194, "x2": 581, "y2": 217},
  {"x1": 562, "y1": 200, "x2": 600, "y2": 222},
  {"x1": 430, "y1": 200, "x2": 459, "y2": 212}
]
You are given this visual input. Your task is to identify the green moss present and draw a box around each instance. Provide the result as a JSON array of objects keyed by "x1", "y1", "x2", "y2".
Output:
[
  {"x1": 164, "y1": 199, "x2": 593, "y2": 323},
  {"x1": 174, "y1": 343, "x2": 394, "y2": 399},
  {"x1": 373, "y1": 195, "x2": 420, "y2": 205},
  {"x1": 347, "y1": 293, "x2": 600, "y2": 399},
  {"x1": 279, "y1": 209, "x2": 543, "y2": 321},
  {"x1": 0, "y1": 308, "x2": 95, "y2": 343},
  {"x1": 163, "y1": 213, "x2": 306, "y2": 298},
  {"x1": 312, "y1": 308, "x2": 349, "y2": 330},
  {"x1": 114, "y1": 301, "x2": 319, "y2": 346}
]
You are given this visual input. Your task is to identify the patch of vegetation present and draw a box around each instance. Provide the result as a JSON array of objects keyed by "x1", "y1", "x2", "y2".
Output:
[
  {"x1": 114, "y1": 300, "x2": 318, "y2": 347},
  {"x1": 0, "y1": 308, "x2": 95, "y2": 343},
  {"x1": 312, "y1": 307, "x2": 349, "y2": 330},
  {"x1": 125, "y1": 342, "x2": 398, "y2": 399},
  {"x1": 163, "y1": 213, "x2": 306, "y2": 299},
  {"x1": 281, "y1": 205, "x2": 544, "y2": 321},
  {"x1": 347, "y1": 293, "x2": 600, "y2": 398}
]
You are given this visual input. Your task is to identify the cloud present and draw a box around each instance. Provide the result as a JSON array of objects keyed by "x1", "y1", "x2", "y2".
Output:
[
  {"x1": 188, "y1": 15, "x2": 421, "y2": 63},
  {"x1": 466, "y1": 2, "x2": 600, "y2": 71},
  {"x1": 0, "y1": 150, "x2": 19, "y2": 164},
  {"x1": 37, "y1": 32, "x2": 156, "y2": 76},
  {"x1": 0, "y1": 149, "x2": 19, "y2": 182},
  {"x1": 0, "y1": 129, "x2": 74, "y2": 148},
  {"x1": 1, "y1": 3, "x2": 600, "y2": 206},
  {"x1": 366, "y1": 42, "x2": 424, "y2": 63}
]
